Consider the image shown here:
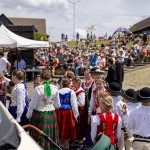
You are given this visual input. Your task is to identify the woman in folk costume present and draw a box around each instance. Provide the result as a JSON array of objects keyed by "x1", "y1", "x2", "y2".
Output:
[
  {"x1": 8, "y1": 70, "x2": 29, "y2": 126},
  {"x1": 26, "y1": 70, "x2": 59, "y2": 150},
  {"x1": 89, "y1": 79, "x2": 105, "y2": 116},
  {"x1": 82, "y1": 69, "x2": 96, "y2": 148},
  {"x1": 91, "y1": 94, "x2": 122, "y2": 149},
  {"x1": 55, "y1": 78, "x2": 79, "y2": 150},
  {"x1": 0, "y1": 74, "x2": 10, "y2": 106},
  {"x1": 72, "y1": 77, "x2": 86, "y2": 145}
]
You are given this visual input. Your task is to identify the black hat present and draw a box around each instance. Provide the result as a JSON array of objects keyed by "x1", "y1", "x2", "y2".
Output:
[
  {"x1": 121, "y1": 89, "x2": 138, "y2": 103},
  {"x1": 105, "y1": 82, "x2": 122, "y2": 95},
  {"x1": 135, "y1": 87, "x2": 150, "y2": 102}
]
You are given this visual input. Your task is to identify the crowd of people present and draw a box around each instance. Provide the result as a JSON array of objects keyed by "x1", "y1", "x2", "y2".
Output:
[{"x1": 0, "y1": 33, "x2": 150, "y2": 150}]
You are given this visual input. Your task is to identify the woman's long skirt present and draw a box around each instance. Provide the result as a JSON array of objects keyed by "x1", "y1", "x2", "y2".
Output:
[{"x1": 30, "y1": 110, "x2": 59, "y2": 150}]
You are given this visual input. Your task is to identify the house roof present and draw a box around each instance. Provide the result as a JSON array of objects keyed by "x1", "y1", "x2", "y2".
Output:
[
  {"x1": 9, "y1": 17, "x2": 46, "y2": 34},
  {"x1": 0, "y1": 14, "x2": 13, "y2": 26},
  {"x1": 131, "y1": 17, "x2": 150, "y2": 32}
]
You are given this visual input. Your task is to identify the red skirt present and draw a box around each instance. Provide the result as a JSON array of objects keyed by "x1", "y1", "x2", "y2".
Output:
[{"x1": 56, "y1": 109, "x2": 76, "y2": 140}]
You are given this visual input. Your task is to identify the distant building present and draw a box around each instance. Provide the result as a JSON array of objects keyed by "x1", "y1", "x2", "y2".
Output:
[
  {"x1": 130, "y1": 17, "x2": 150, "y2": 35},
  {"x1": 0, "y1": 13, "x2": 46, "y2": 39}
]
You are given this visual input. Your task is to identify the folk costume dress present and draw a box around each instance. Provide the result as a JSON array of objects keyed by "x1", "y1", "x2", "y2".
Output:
[
  {"x1": 91, "y1": 111, "x2": 122, "y2": 148},
  {"x1": 55, "y1": 87, "x2": 79, "y2": 140},
  {"x1": 74, "y1": 87, "x2": 86, "y2": 140},
  {"x1": 26, "y1": 82, "x2": 59, "y2": 150},
  {"x1": 82, "y1": 78, "x2": 96, "y2": 147},
  {"x1": 8, "y1": 81, "x2": 29, "y2": 126},
  {"x1": 89, "y1": 88, "x2": 105, "y2": 115}
]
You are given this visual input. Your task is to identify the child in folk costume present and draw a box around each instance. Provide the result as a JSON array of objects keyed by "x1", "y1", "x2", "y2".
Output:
[
  {"x1": 8, "y1": 70, "x2": 29, "y2": 126},
  {"x1": 105, "y1": 82, "x2": 125, "y2": 150},
  {"x1": 89, "y1": 79, "x2": 105, "y2": 116},
  {"x1": 120, "y1": 89, "x2": 141, "y2": 150},
  {"x1": 0, "y1": 74, "x2": 10, "y2": 106},
  {"x1": 122, "y1": 87, "x2": 150, "y2": 150},
  {"x1": 26, "y1": 70, "x2": 59, "y2": 150},
  {"x1": 55, "y1": 78, "x2": 79, "y2": 150},
  {"x1": 72, "y1": 77, "x2": 86, "y2": 146},
  {"x1": 91, "y1": 94, "x2": 122, "y2": 149}
]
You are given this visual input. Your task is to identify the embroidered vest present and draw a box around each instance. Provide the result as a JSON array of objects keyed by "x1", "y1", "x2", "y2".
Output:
[
  {"x1": 93, "y1": 89, "x2": 99, "y2": 112},
  {"x1": 97, "y1": 112, "x2": 119, "y2": 145},
  {"x1": 82, "y1": 81, "x2": 94, "y2": 108},
  {"x1": 59, "y1": 91, "x2": 72, "y2": 109}
]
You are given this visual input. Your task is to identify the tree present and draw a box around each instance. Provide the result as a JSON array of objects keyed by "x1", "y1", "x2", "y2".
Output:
[
  {"x1": 34, "y1": 32, "x2": 49, "y2": 41},
  {"x1": 85, "y1": 25, "x2": 96, "y2": 34}
]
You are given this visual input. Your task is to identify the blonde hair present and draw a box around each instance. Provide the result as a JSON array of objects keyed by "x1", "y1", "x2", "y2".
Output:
[
  {"x1": 98, "y1": 93, "x2": 113, "y2": 111},
  {"x1": 95, "y1": 78, "x2": 105, "y2": 84}
]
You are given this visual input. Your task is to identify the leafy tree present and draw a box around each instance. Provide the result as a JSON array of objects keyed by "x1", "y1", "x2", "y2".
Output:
[
  {"x1": 34, "y1": 32, "x2": 49, "y2": 41},
  {"x1": 85, "y1": 25, "x2": 96, "y2": 34}
]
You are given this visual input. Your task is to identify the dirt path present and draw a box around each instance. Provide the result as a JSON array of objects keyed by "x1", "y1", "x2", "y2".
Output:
[{"x1": 123, "y1": 66, "x2": 150, "y2": 90}]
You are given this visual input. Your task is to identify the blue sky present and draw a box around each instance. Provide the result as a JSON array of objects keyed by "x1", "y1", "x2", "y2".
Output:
[{"x1": 0, "y1": 0, "x2": 150, "y2": 41}]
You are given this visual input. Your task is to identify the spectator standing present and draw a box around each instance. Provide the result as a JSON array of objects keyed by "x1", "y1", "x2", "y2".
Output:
[{"x1": 0, "y1": 51, "x2": 11, "y2": 74}]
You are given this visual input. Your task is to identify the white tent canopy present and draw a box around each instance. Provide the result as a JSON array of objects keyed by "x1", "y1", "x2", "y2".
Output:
[{"x1": 0, "y1": 24, "x2": 49, "y2": 48}]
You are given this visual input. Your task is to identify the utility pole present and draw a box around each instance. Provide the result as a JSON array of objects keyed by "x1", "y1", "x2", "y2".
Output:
[
  {"x1": 48, "y1": 27, "x2": 54, "y2": 42},
  {"x1": 69, "y1": 0, "x2": 81, "y2": 41}
]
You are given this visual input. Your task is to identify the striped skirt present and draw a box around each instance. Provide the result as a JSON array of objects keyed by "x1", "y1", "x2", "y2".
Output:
[
  {"x1": 56, "y1": 109, "x2": 76, "y2": 140},
  {"x1": 30, "y1": 110, "x2": 59, "y2": 150}
]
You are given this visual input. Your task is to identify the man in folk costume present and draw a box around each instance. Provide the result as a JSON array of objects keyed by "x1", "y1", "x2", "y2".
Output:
[
  {"x1": 91, "y1": 94, "x2": 122, "y2": 149},
  {"x1": 89, "y1": 79, "x2": 105, "y2": 116},
  {"x1": 105, "y1": 82, "x2": 125, "y2": 150},
  {"x1": 122, "y1": 87, "x2": 150, "y2": 150},
  {"x1": 120, "y1": 89, "x2": 141, "y2": 150},
  {"x1": 72, "y1": 77, "x2": 85, "y2": 148},
  {"x1": 26, "y1": 70, "x2": 59, "y2": 150},
  {"x1": 55, "y1": 78, "x2": 79, "y2": 150}
]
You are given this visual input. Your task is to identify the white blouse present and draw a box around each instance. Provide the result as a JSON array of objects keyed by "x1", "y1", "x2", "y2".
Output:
[
  {"x1": 10, "y1": 82, "x2": 26, "y2": 122},
  {"x1": 54, "y1": 87, "x2": 79, "y2": 119},
  {"x1": 26, "y1": 84, "x2": 58, "y2": 119},
  {"x1": 75, "y1": 87, "x2": 85, "y2": 107},
  {"x1": 91, "y1": 113, "x2": 122, "y2": 143}
]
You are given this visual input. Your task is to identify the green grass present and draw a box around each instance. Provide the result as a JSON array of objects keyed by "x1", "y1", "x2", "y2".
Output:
[{"x1": 67, "y1": 40, "x2": 111, "y2": 48}]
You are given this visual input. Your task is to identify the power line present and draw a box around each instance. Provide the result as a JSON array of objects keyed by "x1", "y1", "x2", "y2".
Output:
[{"x1": 68, "y1": 0, "x2": 81, "y2": 41}]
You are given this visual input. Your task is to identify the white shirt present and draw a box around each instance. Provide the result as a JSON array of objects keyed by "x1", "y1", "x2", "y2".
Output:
[
  {"x1": 124, "y1": 105, "x2": 150, "y2": 137},
  {"x1": 112, "y1": 96, "x2": 125, "y2": 117},
  {"x1": 75, "y1": 87, "x2": 85, "y2": 107},
  {"x1": 14, "y1": 59, "x2": 26, "y2": 70},
  {"x1": 91, "y1": 113, "x2": 122, "y2": 142},
  {"x1": 10, "y1": 82, "x2": 26, "y2": 122},
  {"x1": 54, "y1": 87, "x2": 79, "y2": 119},
  {"x1": 122, "y1": 102, "x2": 141, "y2": 136},
  {"x1": 26, "y1": 84, "x2": 58, "y2": 119},
  {"x1": 0, "y1": 57, "x2": 8, "y2": 73}
]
